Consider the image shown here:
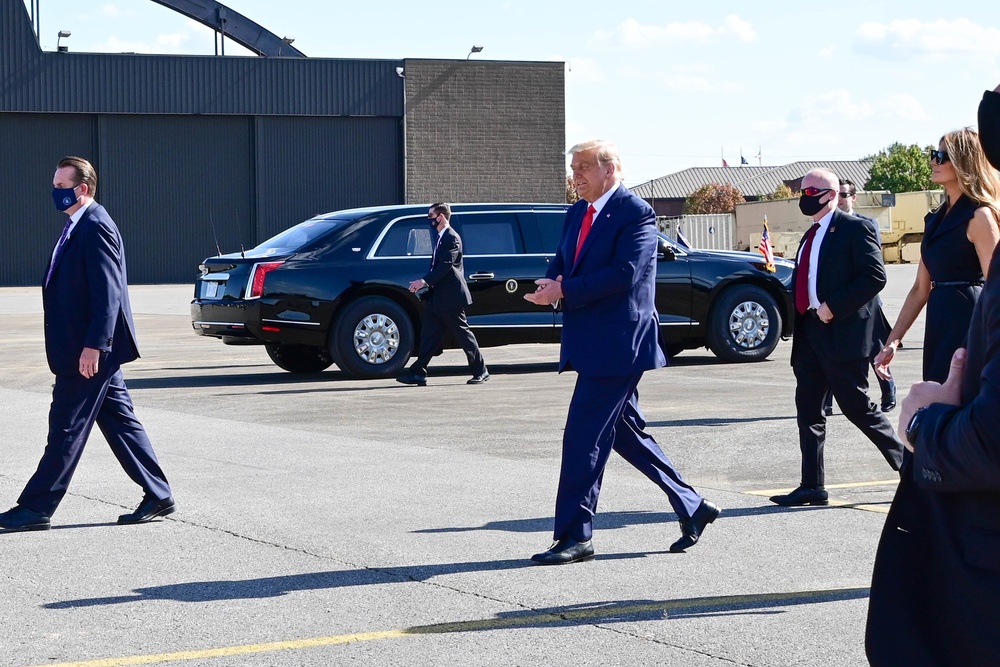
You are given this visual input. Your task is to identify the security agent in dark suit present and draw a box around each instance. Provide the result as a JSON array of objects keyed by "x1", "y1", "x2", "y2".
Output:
[
  {"x1": 823, "y1": 178, "x2": 896, "y2": 415},
  {"x1": 0, "y1": 157, "x2": 174, "y2": 533},
  {"x1": 864, "y1": 87, "x2": 1000, "y2": 666},
  {"x1": 770, "y1": 168, "x2": 904, "y2": 507},
  {"x1": 397, "y1": 203, "x2": 488, "y2": 386},
  {"x1": 524, "y1": 140, "x2": 717, "y2": 565}
]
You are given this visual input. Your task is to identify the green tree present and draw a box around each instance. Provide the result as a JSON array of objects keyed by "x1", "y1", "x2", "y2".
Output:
[
  {"x1": 865, "y1": 142, "x2": 934, "y2": 193},
  {"x1": 683, "y1": 183, "x2": 745, "y2": 214},
  {"x1": 759, "y1": 183, "x2": 797, "y2": 201},
  {"x1": 566, "y1": 174, "x2": 579, "y2": 204}
]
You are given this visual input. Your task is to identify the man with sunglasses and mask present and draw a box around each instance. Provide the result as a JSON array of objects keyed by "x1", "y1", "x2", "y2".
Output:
[
  {"x1": 822, "y1": 179, "x2": 896, "y2": 416},
  {"x1": 397, "y1": 203, "x2": 489, "y2": 386},
  {"x1": 769, "y1": 169, "x2": 904, "y2": 507}
]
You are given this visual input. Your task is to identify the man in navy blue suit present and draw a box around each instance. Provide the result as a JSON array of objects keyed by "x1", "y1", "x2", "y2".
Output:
[
  {"x1": 525, "y1": 140, "x2": 718, "y2": 564},
  {"x1": 0, "y1": 156, "x2": 174, "y2": 533}
]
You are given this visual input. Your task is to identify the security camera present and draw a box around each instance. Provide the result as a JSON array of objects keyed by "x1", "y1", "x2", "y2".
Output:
[{"x1": 395, "y1": 66, "x2": 405, "y2": 78}]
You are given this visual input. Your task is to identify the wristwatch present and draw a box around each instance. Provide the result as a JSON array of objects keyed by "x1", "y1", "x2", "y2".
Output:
[{"x1": 905, "y1": 407, "x2": 927, "y2": 443}]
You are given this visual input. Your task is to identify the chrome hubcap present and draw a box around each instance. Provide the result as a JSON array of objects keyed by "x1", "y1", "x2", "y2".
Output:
[
  {"x1": 728, "y1": 300, "x2": 769, "y2": 349},
  {"x1": 353, "y1": 313, "x2": 399, "y2": 364}
]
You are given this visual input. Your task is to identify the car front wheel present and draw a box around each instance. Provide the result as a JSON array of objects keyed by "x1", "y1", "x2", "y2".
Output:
[
  {"x1": 706, "y1": 284, "x2": 781, "y2": 362},
  {"x1": 331, "y1": 296, "x2": 415, "y2": 378},
  {"x1": 264, "y1": 343, "x2": 334, "y2": 373}
]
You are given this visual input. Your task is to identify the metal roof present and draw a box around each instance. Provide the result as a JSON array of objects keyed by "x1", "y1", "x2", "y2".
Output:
[{"x1": 631, "y1": 160, "x2": 875, "y2": 199}]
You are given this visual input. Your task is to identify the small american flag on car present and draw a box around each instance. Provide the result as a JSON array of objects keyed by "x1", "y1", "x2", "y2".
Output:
[{"x1": 759, "y1": 217, "x2": 776, "y2": 273}]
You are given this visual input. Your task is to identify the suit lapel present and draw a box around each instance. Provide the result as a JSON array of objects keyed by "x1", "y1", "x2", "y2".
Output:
[{"x1": 571, "y1": 186, "x2": 623, "y2": 274}]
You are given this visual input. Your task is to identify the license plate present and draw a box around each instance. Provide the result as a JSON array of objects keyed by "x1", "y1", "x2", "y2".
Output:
[{"x1": 204, "y1": 281, "x2": 220, "y2": 298}]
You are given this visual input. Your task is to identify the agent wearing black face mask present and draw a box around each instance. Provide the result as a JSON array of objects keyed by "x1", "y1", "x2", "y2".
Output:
[
  {"x1": 397, "y1": 202, "x2": 488, "y2": 386},
  {"x1": 0, "y1": 156, "x2": 175, "y2": 533},
  {"x1": 769, "y1": 168, "x2": 904, "y2": 508}
]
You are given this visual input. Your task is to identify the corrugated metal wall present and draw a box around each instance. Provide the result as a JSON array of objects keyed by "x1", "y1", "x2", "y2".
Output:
[
  {"x1": 0, "y1": 113, "x2": 403, "y2": 285},
  {"x1": 254, "y1": 116, "x2": 403, "y2": 241}
]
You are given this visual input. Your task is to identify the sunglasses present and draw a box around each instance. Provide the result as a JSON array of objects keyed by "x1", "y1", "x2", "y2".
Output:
[
  {"x1": 929, "y1": 149, "x2": 949, "y2": 165},
  {"x1": 838, "y1": 192, "x2": 855, "y2": 198},
  {"x1": 802, "y1": 187, "x2": 833, "y2": 197}
]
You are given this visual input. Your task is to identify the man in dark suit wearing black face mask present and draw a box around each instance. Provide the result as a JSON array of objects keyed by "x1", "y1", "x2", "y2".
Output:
[
  {"x1": 397, "y1": 203, "x2": 488, "y2": 386},
  {"x1": 769, "y1": 168, "x2": 904, "y2": 507}
]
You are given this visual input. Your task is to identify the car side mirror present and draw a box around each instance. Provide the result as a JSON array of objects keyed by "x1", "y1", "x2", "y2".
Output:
[{"x1": 657, "y1": 238, "x2": 676, "y2": 261}]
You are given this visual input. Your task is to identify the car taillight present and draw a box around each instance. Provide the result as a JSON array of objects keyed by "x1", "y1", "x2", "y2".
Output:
[{"x1": 247, "y1": 261, "x2": 284, "y2": 298}]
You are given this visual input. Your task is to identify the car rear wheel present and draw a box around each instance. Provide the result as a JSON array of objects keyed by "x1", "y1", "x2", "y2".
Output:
[
  {"x1": 331, "y1": 296, "x2": 414, "y2": 378},
  {"x1": 706, "y1": 284, "x2": 781, "y2": 362},
  {"x1": 264, "y1": 343, "x2": 334, "y2": 373}
]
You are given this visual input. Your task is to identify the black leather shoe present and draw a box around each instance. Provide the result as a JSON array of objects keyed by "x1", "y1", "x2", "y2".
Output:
[
  {"x1": 530, "y1": 538, "x2": 594, "y2": 565},
  {"x1": 669, "y1": 499, "x2": 720, "y2": 552},
  {"x1": 396, "y1": 373, "x2": 427, "y2": 386},
  {"x1": 823, "y1": 406, "x2": 834, "y2": 416},
  {"x1": 0, "y1": 506, "x2": 50, "y2": 532},
  {"x1": 118, "y1": 496, "x2": 176, "y2": 525},
  {"x1": 467, "y1": 373, "x2": 490, "y2": 385},
  {"x1": 881, "y1": 395, "x2": 897, "y2": 412},
  {"x1": 769, "y1": 485, "x2": 829, "y2": 506}
]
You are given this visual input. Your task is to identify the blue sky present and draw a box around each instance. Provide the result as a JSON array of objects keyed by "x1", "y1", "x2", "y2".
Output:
[{"x1": 23, "y1": 0, "x2": 1000, "y2": 186}]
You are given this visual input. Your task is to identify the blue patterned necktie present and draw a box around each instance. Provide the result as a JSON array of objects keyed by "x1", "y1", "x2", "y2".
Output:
[{"x1": 45, "y1": 219, "x2": 73, "y2": 286}]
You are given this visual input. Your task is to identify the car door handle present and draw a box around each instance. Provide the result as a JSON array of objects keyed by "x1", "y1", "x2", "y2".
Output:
[{"x1": 468, "y1": 272, "x2": 495, "y2": 281}]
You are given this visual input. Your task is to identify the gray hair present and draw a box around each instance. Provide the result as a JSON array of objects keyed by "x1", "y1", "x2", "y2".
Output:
[{"x1": 568, "y1": 139, "x2": 622, "y2": 177}]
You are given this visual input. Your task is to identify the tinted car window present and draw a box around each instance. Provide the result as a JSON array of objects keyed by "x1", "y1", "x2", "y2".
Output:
[
  {"x1": 373, "y1": 217, "x2": 433, "y2": 257},
  {"x1": 451, "y1": 212, "x2": 523, "y2": 255},
  {"x1": 518, "y1": 211, "x2": 565, "y2": 254},
  {"x1": 251, "y1": 218, "x2": 346, "y2": 255}
]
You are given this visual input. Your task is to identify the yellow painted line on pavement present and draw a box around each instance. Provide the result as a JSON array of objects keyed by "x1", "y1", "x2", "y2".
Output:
[
  {"x1": 26, "y1": 587, "x2": 867, "y2": 667},
  {"x1": 747, "y1": 479, "x2": 899, "y2": 496},
  {"x1": 745, "y1": 480, "x2": 897, "y2": 514}
]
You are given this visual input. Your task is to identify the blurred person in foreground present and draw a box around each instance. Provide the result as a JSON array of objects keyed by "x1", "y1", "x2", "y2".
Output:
[{"x1": 865, "y1": 88, "x2": 1000, "y2": 667}]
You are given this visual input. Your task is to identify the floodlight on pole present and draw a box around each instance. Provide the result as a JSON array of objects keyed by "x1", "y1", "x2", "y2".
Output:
[
  {"x1": 57, "y1": 30, "x2": 71, "y2": 52},
  {"x1": 466, "y1": 45, "x2": 483, "y2": 60}
]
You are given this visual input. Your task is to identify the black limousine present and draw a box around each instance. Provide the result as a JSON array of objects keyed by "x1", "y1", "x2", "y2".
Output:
[{"x1": 191, "y1": 203, "x2": 795, "y2": 378}]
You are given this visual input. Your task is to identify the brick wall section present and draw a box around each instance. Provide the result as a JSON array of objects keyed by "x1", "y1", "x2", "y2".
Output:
[{"x1": 404, "y1": 59, "x2": 565, "y2": 204}]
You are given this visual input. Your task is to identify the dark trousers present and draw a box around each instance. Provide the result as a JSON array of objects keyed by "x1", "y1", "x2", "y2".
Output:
[
  {"x1": 18, "y1": 365, "x2": 171, "y2": 517},
  {"x1": 553, "y1": 372, "x2": 702, "y2": 542},
  {"x1": 409, "y1": 305, "x2": 486, "y2": 377},
  {"x1": 794, "y1": 318, "x2": 904, "y2": 487}
]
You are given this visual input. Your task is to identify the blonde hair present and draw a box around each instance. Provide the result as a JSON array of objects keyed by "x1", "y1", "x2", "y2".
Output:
[
  {"x1": 940, "y1": 127, "x2": 1000, "y2": 219},
  {"x1": 568, "y1": 139, "x2": 623, "y2": 178}
]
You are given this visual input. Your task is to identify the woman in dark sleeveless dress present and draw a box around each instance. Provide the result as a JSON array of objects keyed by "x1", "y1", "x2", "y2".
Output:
[{"x1": 874, "y1": 127, "x2": 1000, "y2": 383}]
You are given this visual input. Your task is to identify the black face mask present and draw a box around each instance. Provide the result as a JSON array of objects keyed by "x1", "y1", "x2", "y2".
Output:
[
  {"x1": 427, "y1": 216, "x2": 438, "y2": 228},
  {"x1": 798, "y1": 192, "x2": 828, "y2": 216}
]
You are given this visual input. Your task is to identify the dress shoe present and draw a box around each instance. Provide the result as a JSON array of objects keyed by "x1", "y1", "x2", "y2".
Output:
[
  {"x1": 396, "y1": 373, "x2": 427, "y2": 386},
  {"x1": 769, "y1": 485, "x2": 829, "y2": 507},
  {"x1": 530, "y1": 538, "x2": 594, "y2": 565},
  {"x1": 0, "y1": 506, "x2": 51, "y2": 532},
  {"x1": 118, "y1": 496, "x2": 176, "y2": 525},
  {"x1": 881, "y1": 399, "x2": 897, "y2": 413},
  {"x1": 669, "y1": 499, "x2": 720, "y2": 552},
  {"x1": 823, "y1": 406, "x2": 834, "y2": 417},
  {"x1": 467, "y1": 372, "x2": 490, "y2": 385}
]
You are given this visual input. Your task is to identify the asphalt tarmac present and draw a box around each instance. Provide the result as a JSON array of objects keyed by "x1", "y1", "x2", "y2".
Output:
[{"x1": 0, "y1": 264, "x2": 925, "y2": 667}]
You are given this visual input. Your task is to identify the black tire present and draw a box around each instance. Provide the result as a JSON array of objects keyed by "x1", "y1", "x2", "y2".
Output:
[
  {"x1": 264, "y1": 343, "x2": 334, "y2": 373},
  {"x1": 331, "y1": 296, "x2": 415, "y2": 379},
  {"x1": 706, "y1": 284, "x2": 782, "y2": 362}
]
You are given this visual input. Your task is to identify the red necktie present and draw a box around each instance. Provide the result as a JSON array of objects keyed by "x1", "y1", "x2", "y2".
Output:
[
  {"x1": 574, "y1": 205, "x2": 597, "y2": 263},
  {"x1": 794, "y1": 222, "x2": 821, "y2": 314}
]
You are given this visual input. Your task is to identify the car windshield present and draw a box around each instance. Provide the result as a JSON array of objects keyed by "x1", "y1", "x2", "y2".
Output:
[{"x1": 249, "y1": 218, "x2": 348, "y2": 256}]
